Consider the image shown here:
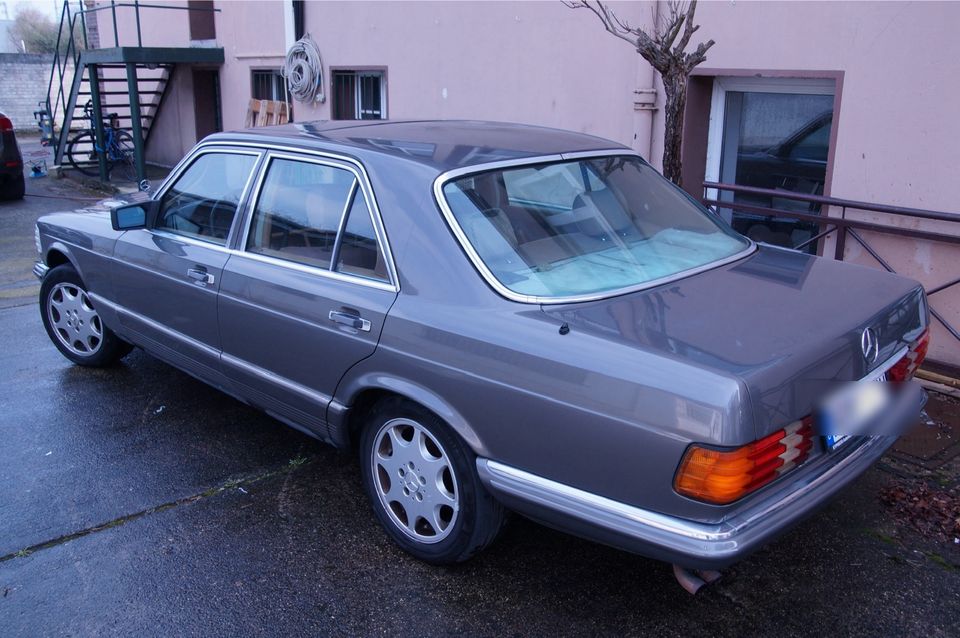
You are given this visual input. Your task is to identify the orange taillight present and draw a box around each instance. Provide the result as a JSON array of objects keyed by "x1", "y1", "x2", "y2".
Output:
[
  {"x1": 674, "y1": 418, "x2": 813, "y2": 505},
  {"x1": 887, "y1": 328, "x2": 930, "y2": 382}
]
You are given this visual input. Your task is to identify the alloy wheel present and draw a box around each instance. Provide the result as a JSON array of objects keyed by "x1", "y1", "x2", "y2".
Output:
[
  {"x1": 47, "y1": 283, "x2": 103, "y2": 356},
  {"x1": 370, "y1": 418, "x2": 460, "y2": 543}
]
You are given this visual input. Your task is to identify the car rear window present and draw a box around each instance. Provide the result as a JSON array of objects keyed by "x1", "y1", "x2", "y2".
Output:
[{"x1": 440, "y1": 156, "x2": 751, "y2": 300}]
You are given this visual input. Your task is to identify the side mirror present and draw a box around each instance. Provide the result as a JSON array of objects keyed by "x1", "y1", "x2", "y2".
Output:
[{"x1": 111, "y1": 200, "x2": 159, "y2": 231}]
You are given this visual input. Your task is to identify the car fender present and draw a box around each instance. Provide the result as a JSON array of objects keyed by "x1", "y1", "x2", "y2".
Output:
[
  {"x1": 44, "y1": 240, "x2": 85, "y2": 280},
  {"x1": 331, "y1": 371, "x2": 488, "y2": 457}
]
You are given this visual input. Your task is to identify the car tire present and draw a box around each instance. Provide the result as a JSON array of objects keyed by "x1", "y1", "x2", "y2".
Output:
[
  {"x1": 39, "y1": 264, "x2": 133, "y2": 367},
  {"x1": 1, "y1": 174, "x2": 24, "y2": 200},
  {"x1": 359, "y1": 397, "x2": 505, "y2": 564}
]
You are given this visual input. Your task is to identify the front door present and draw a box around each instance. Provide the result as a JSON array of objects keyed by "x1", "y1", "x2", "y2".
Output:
[
  {"x1": 111, "y1": 148, "x2": 260, "y2": 381},
  {"x1": 218, "y1": 152, "x2": 398, "y2": 439}
]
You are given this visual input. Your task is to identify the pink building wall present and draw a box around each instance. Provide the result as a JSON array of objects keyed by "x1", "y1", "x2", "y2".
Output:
[
  {"x1": 98, "y1": 0, "x2": 960, "y2": 365},
  {"x1": 692, "y1": 0, "x2": 960, "y2": 365}
]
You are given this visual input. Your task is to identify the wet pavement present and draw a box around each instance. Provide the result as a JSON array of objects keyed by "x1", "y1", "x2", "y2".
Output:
[{"x1": 1, "y1": 146, "x2": 959, "y2": 636}]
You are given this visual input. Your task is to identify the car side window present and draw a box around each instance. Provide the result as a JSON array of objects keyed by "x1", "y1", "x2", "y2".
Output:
[
  {"x1": 246, "y1": 158, "x2": 356, "y2": 269},
  {"x1": 334, "y1": 191, "x2": 390, "y2": 282},
  {"x1": 787, "y1": 122, "x2": 830, "y2": 163},
  {"x1": 157, "y1": 152, "x2": 257, "y2": 245}
]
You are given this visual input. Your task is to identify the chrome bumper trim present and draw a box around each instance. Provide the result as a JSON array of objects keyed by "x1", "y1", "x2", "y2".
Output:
[
  {"x1": 480, "y1": 435, "x2": 882, "y2": 544},
  {"x1": 33, "y1": 261, "x2": 49, "y2": 280},
  {"x1": 476, "y1": 413, "x2": 913, "y2": 567}
]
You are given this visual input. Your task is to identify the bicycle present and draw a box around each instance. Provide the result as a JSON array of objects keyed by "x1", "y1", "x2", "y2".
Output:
[{"x1": 65, "y1": 100, "x2": 137, "y2": 182}]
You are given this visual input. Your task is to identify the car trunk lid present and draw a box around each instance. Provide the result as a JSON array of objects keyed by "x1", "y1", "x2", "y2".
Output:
[{"x1": 540, "y1": 245, "x2": 926, "y2": 441}]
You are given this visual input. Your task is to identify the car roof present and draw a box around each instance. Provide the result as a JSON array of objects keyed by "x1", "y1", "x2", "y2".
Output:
[{"x1": 203, "y1": 120, "x2": 630, "y2": 173}]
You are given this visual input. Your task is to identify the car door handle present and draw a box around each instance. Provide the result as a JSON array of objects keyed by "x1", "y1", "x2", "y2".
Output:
[
  {"x1": 187, "y1": 268, "x2": 214, "y2": 286},
  {"x1": 328, "y1": 310, "x2": 371, "y2": 332}
]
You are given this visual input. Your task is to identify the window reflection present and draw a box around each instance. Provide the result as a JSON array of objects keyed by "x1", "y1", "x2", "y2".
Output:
[{"x1": 719, "y1": 91, "x2": 834, "y2": 253}]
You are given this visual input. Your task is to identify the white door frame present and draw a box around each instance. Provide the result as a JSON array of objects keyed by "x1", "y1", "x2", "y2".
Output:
[{"x1": 704, "y1": 76, "x2": 836, "y2": 206}]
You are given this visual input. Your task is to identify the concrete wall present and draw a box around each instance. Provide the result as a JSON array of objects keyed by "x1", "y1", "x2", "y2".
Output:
[{"x1": 0, "y1": 53, "x2": 53, "y2": 129}]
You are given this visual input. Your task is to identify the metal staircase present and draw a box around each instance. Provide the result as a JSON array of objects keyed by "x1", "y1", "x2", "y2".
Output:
[{"x1": 44, "y1": 1, "x2": 223, "y2": 185}]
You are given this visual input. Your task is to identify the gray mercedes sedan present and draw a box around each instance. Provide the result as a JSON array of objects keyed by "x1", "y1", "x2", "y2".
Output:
[{"x1": 34, "y1": 120, "x2": 927, "y2": 589}]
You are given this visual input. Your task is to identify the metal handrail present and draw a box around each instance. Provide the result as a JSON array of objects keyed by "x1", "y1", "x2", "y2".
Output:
[
  {"x1": 704, "y1": 181, "x2": 959, "y2": 224},
  {"x1": 44, "y1": 0, "x2": 221, "y2": 159},
  {"x1": 703, "y1": 181, "x2": 960, "y2": 347}
]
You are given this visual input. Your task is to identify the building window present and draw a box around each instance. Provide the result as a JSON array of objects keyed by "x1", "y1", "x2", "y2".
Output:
[
  {"x1": 704, "y1": 77, "x2": 836, "y2": 253},
  {"x1": 332, "y1": 70, "x2": 386, "y2": 120},
  {"x1": 251, "y1": 70, "x2": 286, "y2": 101}
]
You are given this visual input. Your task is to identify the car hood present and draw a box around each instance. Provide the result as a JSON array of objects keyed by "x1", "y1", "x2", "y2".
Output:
[{"x1": 540, "y1": 245, "x2": 925, "y2": 440}]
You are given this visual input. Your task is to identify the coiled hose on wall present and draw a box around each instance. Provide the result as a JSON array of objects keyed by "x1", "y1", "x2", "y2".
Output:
[{"x1": 283, "y1": 34, "x2": 325, "y2": 103}]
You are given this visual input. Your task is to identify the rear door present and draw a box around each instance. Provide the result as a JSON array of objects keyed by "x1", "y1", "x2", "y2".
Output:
[
  {"x1": 111, "y1": 147, "x2": 261, "y2": 381},
  {"x1": 218, "y1": 151, "x2": 398, "y2": 438}
]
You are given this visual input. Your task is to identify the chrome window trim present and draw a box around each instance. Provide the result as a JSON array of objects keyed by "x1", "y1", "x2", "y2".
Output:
[
  {"x1": 148, "y1": 228, "x2": 234, "y2": 255},
  {"x1": 151, "y1": 146, "x2": 264, "y2": 249},
  {"x1": 180, "y1": 140, "x2": 400, "y2": 291},
  {"x1": 229, "y1": 250, "x2": 398, "y2": 293},
  {"x1": 329, "y1": 179, "x2": 360, "y2": 270},
  {"x1": 238, "y1": 150, "x2": 398, "y2": 291},
  {"x1": 432, "y1": 151, "x2": 757, "y2": 305}
]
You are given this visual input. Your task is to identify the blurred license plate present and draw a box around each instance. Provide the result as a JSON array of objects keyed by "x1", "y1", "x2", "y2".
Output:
[{"x1": 822, "y1": 372, "x2": 887, "y2": 451}]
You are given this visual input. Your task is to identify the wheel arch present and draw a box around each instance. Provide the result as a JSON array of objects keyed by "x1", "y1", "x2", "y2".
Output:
[
  {"x1": 332, "y1": 374, "x2": 488, "y2": 458},
  {"x1": 44, "y1": 242, "x2": 82, "y2": 278}
]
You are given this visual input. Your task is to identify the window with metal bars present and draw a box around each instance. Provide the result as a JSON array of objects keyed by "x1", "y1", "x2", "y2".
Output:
[
  {"x1": 332, "y1": 70, "x2": 386, "y2": 120},
  {"x1": 251, "y1": 70, "x2": 286, "y2": 101}
]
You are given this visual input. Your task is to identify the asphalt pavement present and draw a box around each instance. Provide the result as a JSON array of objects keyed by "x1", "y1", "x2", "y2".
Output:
[{"x1": 1, "y1": 140, "x2": 959, "y2": 637}]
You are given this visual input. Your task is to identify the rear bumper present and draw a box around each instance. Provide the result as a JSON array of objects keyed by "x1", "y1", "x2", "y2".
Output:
[
  {"x1": 33, "y1": 261, "x2": 49, "y2": 280},
  {"x1": 478, "y1": 381, "x2": 925, "y2": 570}
]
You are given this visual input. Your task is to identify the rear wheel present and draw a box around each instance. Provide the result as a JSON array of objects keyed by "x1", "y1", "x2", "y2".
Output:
[
  {"x1": 0, "y1": 174, "x2": 24, "y2": 200},
  {"x1": 359, "y1": 397, "x2": 505, "y2": 564},
  {"x1": 109, "y1": 130, "x2": 137, "y2": 183},
  {"x1": 39, "y1": 264, "x2": 132, "y2": 366}
]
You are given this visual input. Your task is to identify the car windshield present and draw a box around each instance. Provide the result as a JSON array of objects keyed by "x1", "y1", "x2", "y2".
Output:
[{"x1": 441, "y1": 156, "x2": 751, "y2": 299}]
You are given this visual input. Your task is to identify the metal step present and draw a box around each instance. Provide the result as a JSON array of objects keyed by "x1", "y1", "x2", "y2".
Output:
[{"x1": 77, "y1": 91, "x2": 165, "y2": 96}]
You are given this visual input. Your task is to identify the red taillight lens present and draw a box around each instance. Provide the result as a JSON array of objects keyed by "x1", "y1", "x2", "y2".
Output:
[
  {"x1": 0, "y1": 116, "x2": 12, "y2": 132},
  {"x1": 675, "y1": 417, "x2": 814, "y2": 504},
  {"x1": 887, "y1": 328, "x2": 930, "y2": 382}
]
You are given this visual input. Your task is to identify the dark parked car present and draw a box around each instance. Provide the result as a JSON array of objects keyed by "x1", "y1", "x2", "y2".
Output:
[
  {"x1": 0, "y1": 112, "x2": 25, "y2": 201},
  {"x1": 33, "y1": 121, "x2": 928, "y2": 590}
]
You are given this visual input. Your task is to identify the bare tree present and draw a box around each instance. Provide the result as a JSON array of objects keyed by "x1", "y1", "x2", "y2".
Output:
[
  {"x1": 8, "y1": 7, "x2": 81, "y2": 55},
  {"x1": 564, "y1": 0, "x2": 714, "y2": 186}
]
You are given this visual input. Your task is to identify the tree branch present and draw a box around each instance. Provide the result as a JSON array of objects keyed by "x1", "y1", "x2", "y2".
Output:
[
  {"x1": 563, "y1": 1, "x2": 639, "y2": 49},
  {"x1": 563, "y1": 0, "x2": 716, "y2": 185},
  {"x1": 673, "y1": 0, "x2": 702, "y2": 57}
]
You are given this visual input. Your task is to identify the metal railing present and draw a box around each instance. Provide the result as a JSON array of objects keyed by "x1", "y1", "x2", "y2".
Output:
[
  {"x1": 44, "y1": 1, "x2": 219, "y2": 177},
  {"x1": 702, "y1": 182, "x2": 960, "y2": 348}
]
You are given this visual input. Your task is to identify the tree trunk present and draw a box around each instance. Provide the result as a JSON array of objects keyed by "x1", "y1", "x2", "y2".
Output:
[{"x1": 660, "y1": 69, "x2": 687, "y2": 187}]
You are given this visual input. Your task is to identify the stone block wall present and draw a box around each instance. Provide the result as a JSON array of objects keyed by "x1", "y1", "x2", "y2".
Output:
[{"x1": 0, "y1": 53, "x2": 54, "y2": 130}]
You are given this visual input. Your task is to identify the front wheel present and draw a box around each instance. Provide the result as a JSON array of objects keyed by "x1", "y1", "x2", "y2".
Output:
[
  {"x1": 65, "y1": 131, "x2": 100, "y2": 177},
  {"x1": 359, "y1": 398, "x2": 505, "y2": 564},
  {"x1": 39, "y1": 264, "x2": 132, "y2": 366}
]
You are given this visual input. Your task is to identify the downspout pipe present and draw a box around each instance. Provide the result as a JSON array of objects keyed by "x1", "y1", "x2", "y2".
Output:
[{"x1": 646, "y1": 0, "x2": 660, "y2": 163}]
